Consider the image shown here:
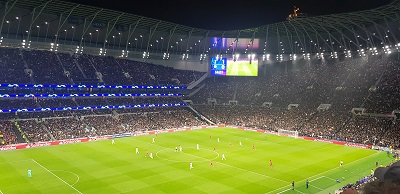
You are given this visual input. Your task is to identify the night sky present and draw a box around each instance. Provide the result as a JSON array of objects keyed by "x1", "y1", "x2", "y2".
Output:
[{"x1": 64, "y1": 0, "x2": 392, "y2": 30}]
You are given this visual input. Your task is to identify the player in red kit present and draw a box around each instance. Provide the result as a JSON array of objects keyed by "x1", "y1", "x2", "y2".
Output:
[
  {"x1": 210, "y1": 161, "x2": 214, "y2": 167},
  {"x1": 213, "y1": 146, "x2": 216, "y2": 151},
  {"x1": 145, "y1": 150, "x2": 149, "y2": 157},
  {"x1": 269, "y1": 160, "x2": 273, "y2": 167}
]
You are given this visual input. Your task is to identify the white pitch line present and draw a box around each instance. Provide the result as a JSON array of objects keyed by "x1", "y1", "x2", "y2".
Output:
[
  {"x1": 155, "y1": 148, "x2": 220, "y2": 162},
  {"x1": 295, "y1": 190, "x2": 306, "y2": 194},
  {"x1": 322, "y1": 176, "x2": 336, "y2": 181},
  {"x1": 277, "y1": 188, "x2": 306, "y2": 194},
  {"x1": 266, "y1": 151, "x2": 380, "y2": 194},
  {"x1": 136, "y1": 139, "x2": 290, "y2": 184},
  {"x1": 51, "y1": 170, "x2": 80, "y2": 186},
  {"x1": 276, "y1": 188, "x2": 291, "y2": 194},
  {"x1": 0, "y1": 189, "x2": 4, "y2": 194},
  {"x1": 310, "y1": 184, "x2": 324, "y2": 191},
  {"x1": 31, "y1": 159, "x2": 82, "y2": 194}
]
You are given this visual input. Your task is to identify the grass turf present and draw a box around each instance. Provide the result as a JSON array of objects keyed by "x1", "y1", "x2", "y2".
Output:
[
  {"x1": 0, "y1": 127, "x2": 394, "y2": 194},
  {"x1": 226, "y1": 60, "x2": 258, "y2": 76}
]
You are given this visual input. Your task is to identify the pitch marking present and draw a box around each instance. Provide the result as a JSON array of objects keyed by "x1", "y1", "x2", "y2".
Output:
[
  {"x1": 32, "y1": 159, "x2": 82, "y2": 194},
  {"x1": 136, "y1": 139, "x2": 289, "y2": 184}
]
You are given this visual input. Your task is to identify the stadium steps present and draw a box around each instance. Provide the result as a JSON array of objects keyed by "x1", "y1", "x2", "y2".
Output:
[
  {"x1": 187, "y1": 83, "x2": 206, "y2": 97},
  {"x1": 11, "y1": 121, "x2": 28, "y2": 143},
  {"x1": 55, "y1": 53, "x2": 75, "y2": 84},
  {"x1": 114, "y1": 59, "x2": 135, "y2": 85},
  {"x1": 19, "y1": 49, "x2": 36, "y2": 84},
  {"x1": 377, "y1": 119, "x2": 395, "y2": 145},
  {"x1": 232, "y1": 82, "x2": 239, "y2": 101},
  {"x1": 360, "y1": 59, "x2": 390, "y2": 108},
  {"x1": 187, "y1": 73, "x2": 208, "y2": 89},
  {"x1": 299, "y1": 111, "x2": 318, "y2": 130},
  {"x1": 41, "y1": 122, "x2": 56, "y2": 141},
  {"x1": 186, "y1": 106, "x2": 215, "y2": 125},
  {"x1": 73, "y1": 57, "x2": 88, "y2": 79},
  {"x1": 336, "y1": 115, "x2": 353, "y2": 134}
]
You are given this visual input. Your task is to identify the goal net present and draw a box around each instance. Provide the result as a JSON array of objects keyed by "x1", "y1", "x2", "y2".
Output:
[{"x1": 277, "y1": 129, "x2": 299, "y2": 138}]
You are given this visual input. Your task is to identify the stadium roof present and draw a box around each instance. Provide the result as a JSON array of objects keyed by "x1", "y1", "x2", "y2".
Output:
[
  {"x1": 0, "y1": 0, "x2": 399, "y2": 57},
  {"x1": 62, "y1": 0, "x2": 393, "y2": 31}
]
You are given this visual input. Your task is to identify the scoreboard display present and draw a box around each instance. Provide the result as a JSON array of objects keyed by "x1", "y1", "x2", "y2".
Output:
[{"x1": 210, "y1": 57, "x2": 227, "y2": 76}]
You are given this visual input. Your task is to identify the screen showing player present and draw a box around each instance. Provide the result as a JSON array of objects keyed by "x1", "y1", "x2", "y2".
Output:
[{"x1": 226, "y1": 58, "x2": 258, "y2": 76}]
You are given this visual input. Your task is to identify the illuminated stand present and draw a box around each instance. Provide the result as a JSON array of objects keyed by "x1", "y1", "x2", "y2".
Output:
[
  {"x1": 0, "y1": 103, "x2": 187, "y2": 113},
  {"x1": 0, "y1": 84, "x2": 186, "y2": 89},
  {"x1": 0, "y1": 93, "x2": 182, "y2": 99}
]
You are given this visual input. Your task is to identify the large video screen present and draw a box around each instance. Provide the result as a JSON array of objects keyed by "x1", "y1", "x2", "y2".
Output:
[
  {"x1": 210, "y1": 57, "x2": 258, "y2": 76},
  {"x1": 210, "y1": 37, "x2": 260, "y2": 49}
]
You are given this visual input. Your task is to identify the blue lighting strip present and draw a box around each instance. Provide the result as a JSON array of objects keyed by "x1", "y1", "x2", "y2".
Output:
[
  {"x1": 0, "y1": 103, "x2": 187, "y2": 113},
  {"x1": 0, "y1": 84, "x2": 187, "y2": 89},
  {"x1": 0, "y1": 93, "x2": 182, "y2": 98}
]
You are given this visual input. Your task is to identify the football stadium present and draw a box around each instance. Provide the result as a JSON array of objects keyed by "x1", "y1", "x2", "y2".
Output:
[{"x1": 0, "y1": 0, "x2": 399, "y2": 193}]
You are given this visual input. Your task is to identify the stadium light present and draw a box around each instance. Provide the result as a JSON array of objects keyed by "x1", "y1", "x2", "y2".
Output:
[
  {"x1": 277, "y1": 54, "x2": 283, "y2": 62},
  {"x1": 163, "y1": 53, "x2": 169, "y2": 60},
  {"x1": 262, "y1": 54, "x2": 270, "y2": 61},
  {"x1": 182, "y1": 53, "x2": 188, "y2": 60},
  {"x1": 99, "y1": 48, "x2": 106, "y2": 56},
  {"x1": 143, "y1": 51, "x2": 149, "y2": 59},
  {"x1": 331, "y1": 51, "x2": 338, "y2": 59},
  {"x1": 358, "y1": 49, "x2": 365, "y2": 57},
  {"x1": 345, "y1": 50, "x2": 351, "y2": 58},
  {"x1": 200, "y1": 54, "x2": 207, "y2": 61}
]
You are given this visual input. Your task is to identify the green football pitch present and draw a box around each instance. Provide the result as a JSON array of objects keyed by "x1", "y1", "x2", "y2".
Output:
[
  {"x1": 226, "y1": 61, "x2": 258, "y2": 76},
  {"x1": 0, "y1": 127, "x2": 393, "y2": 194}
]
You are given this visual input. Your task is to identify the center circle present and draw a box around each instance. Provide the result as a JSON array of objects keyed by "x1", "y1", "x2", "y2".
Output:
[{"x1": 156, "y1": 147, "x2": 220, "y2": 162}]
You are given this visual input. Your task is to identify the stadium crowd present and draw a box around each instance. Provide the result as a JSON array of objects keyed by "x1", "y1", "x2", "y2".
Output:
[
  {"x1": 0, "y1": 121, "x2": 17, "y2": 145},
  {"x1": 0, "y1": 47, "x2": 205, "y2": 85},
  {"x1": 0, "y1": 46, "x2": 399, "y2": 194},
  {"x1": 0, "y1": 107, "x2": 205, "y2": 143},
  {"x1": 1, "y1": 53, "x2": 399, "y2": 150}
]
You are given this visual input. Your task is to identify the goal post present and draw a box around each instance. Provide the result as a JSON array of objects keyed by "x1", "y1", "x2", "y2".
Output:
[{"x1": 277, "y1": 129, "x2": 299, "y2": 138}]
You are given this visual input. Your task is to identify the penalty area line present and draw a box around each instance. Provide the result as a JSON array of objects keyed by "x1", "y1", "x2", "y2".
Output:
[
  {"x1": 0, "y1": 189, "x2": 4, "y2": 194},
  {"x1": 31, "y1": 159, "x2": 82, "y2": 194},
  {"x1": 136, "y1": 139, "x2": 289, "y2": 184}
]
